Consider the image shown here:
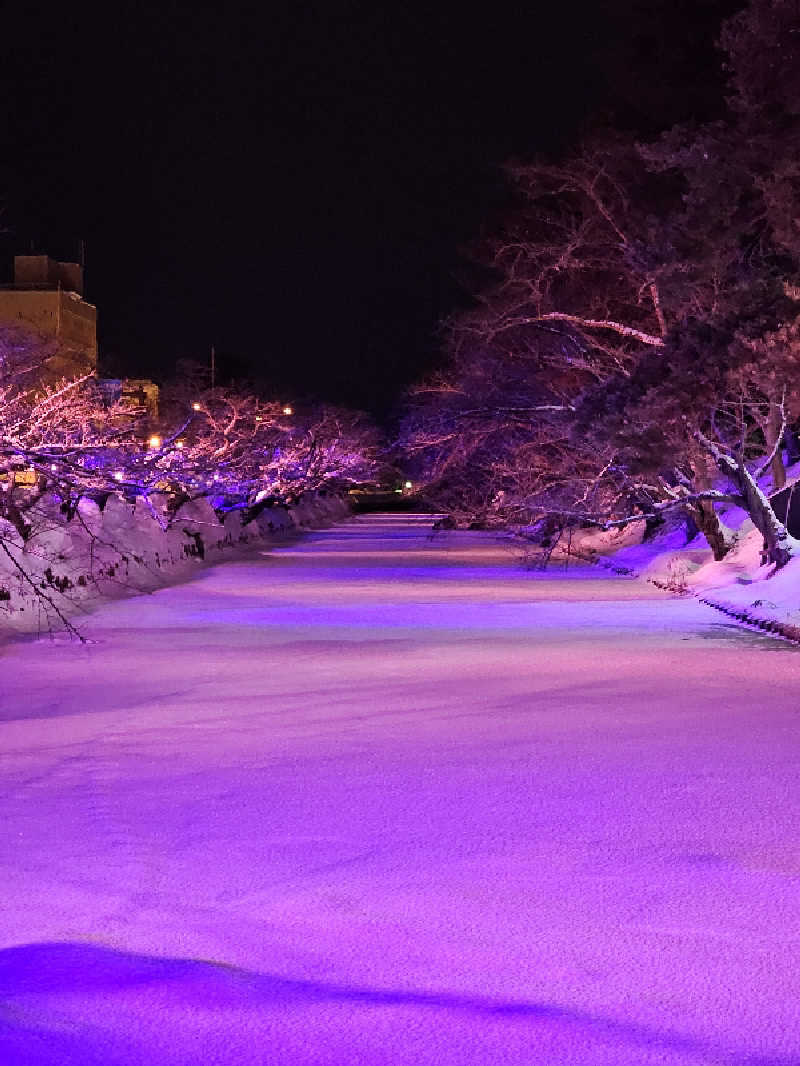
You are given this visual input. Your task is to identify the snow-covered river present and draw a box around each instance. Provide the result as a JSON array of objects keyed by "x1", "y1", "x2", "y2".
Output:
[{"x1": 2, "y1": 514, "x2": 800, "y2": 1065}]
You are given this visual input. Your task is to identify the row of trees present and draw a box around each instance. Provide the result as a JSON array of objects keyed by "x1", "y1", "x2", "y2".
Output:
[
  {"x1": 401, "y1": 0, "x2": 800, "y2": 570},
  {"x1": 0, "y1": 326, "x2": 379, "y2": 543}
]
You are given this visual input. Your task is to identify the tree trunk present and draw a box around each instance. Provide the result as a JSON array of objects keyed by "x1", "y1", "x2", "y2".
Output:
[
  {"x1": 629, "y1": 490, "x2": 664, "y2": 541},
  {"x1": 737, "y1": 459, "x2": 795, "y2": 569},
  {"x1": 684, "y1": 500, "x2": 732, "y2": 561},
  {"x1": 698, "y1": 434, "x2": 798, "y2": 570},
  {"x1": 685, "y1": 452, "x2": 734, "y2": 560},
  {"x1": 767, "y1": 401, "x2": 787, "y2": 491}
]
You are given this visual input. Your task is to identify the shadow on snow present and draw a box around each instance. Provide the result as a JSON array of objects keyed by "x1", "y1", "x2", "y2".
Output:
[{"x1": 0, "y1": 941, "x2": 791, "y2": 1065}]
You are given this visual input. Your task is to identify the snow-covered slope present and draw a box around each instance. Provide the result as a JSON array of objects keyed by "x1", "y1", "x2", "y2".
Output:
[{"x1": 562, "y1": 496, "x2": 800, "y2": 636}]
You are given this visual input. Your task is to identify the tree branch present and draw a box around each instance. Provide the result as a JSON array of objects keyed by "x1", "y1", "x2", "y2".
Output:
[{"x1": 491, "y1": 312, "x2": 666, "y2": 347}]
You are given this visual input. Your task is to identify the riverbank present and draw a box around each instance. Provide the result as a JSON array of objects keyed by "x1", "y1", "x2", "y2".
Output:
[
  {"x1": 0, "y1": 490, "x2": 351, "y2": 638},
  {"x1": 530, "y1": 503, "x2": 800, "y2": 648}
]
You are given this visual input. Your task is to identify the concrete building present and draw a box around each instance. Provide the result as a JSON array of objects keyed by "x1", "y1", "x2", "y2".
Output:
[
  {"x1": 0, "y1": 252, "x2": 160, "y2": 419},
  {"x1": 0, "y1": 255, "x2": 98, "y2": 379}
]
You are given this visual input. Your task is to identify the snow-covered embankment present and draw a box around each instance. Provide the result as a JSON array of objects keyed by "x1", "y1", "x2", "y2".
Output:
[{"x1": 0, "y1": 491, "x2": 350, "y2": 636}]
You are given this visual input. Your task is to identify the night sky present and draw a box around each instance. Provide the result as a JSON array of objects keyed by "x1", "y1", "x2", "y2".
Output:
[{"x1": 1, "y1": 2, "x2": 741, "y2": 417}]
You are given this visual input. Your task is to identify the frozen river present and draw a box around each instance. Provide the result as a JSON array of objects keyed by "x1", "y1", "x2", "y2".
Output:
[{"x1": 2, "y1": 514, "x2": 800, "y2": 1065}]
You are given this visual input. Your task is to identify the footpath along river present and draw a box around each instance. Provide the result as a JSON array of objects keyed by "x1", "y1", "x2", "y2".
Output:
[{"x1": 1, "y1": 514, "x2": 799, "y2": 1065}]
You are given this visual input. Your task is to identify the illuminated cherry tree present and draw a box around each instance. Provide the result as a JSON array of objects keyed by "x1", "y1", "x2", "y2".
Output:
[
  {"x1": 265, "y1": 406, "x2": 380, "y2": 498},
  {"x1": 0, "y1": 327, "x2": 380, "y2": 633},
  {"x1": 403, "y1": 0, "x2": 800, "y2": 570},
  {"x1": 0, "y1": 326, "x2": 145, "y2": 536}
]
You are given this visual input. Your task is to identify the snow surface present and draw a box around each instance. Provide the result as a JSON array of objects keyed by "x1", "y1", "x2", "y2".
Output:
[{"x1": 2, "y1": 514, "x2": 800, "y2": 1065}]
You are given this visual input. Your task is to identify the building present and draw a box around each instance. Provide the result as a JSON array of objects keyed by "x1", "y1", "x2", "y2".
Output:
[
  {"x1": 0, "y1": 250, "x2": 160, "y2": 420},
  {"x1": 98, "y1": 378, "x2": 159, "y2": 418},
  {"x1": 0, "y1": 254, "x2": 98, "y2": 379}
]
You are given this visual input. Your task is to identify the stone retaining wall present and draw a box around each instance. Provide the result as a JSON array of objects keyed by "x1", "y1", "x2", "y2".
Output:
[{"x1": 0, "y1": 491, "x2": 351, "y2": 637}]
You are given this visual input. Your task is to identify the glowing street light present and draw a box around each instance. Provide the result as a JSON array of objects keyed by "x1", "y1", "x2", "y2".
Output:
[
  {"x1": 148, "y1": 435, "x2": 162, "y2": 450},
  {"x1": 404, "y1": 480, "x2": 413, "y2": 490},
  {"x1": 113, "y1": 471, "x2": 124, "y2": 482},
  {"x1": 192, "y1": 402, "x2": 202, "y2": 412},
  {"x1": 282, "y1": 405, "x2": 293, "y2": 416}
]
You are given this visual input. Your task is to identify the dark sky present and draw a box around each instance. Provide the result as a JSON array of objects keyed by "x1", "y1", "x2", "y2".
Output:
[{"x1": 1, "y1": 1, "x2": 741, "y2": 416}]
